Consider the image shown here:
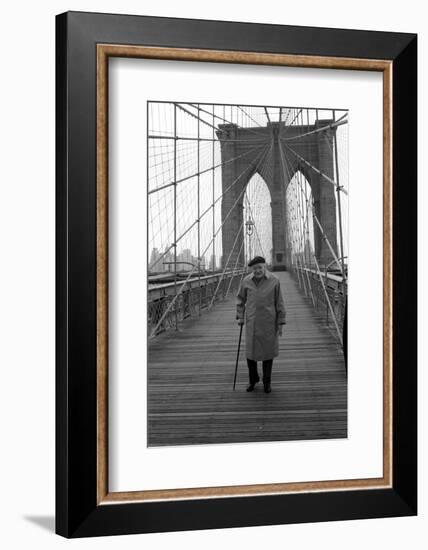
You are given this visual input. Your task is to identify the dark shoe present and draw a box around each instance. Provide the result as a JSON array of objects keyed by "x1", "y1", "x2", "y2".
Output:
[
  {"x1": 263, "y1": 382, "x2": 271, "y2": 393},
  {"x1": 246, "y1": 374, "x2": 260, "y2": 392}
]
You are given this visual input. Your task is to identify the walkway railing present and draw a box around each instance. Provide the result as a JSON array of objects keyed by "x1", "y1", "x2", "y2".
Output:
[
  {"x1": 148, "y1": 269, "x2": 245, "y2": 337},
  {"x1": 290, "y1": 265, "x2": 347, "y2": 346}
]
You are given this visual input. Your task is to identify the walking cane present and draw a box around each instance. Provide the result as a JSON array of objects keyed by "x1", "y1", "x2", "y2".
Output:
[{"x1": 233, "y1": 323, "x2": 243, "y2": 391}]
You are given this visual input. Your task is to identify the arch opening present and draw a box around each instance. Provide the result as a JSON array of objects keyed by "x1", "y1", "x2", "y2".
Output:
[
  {"x1": 285, "y1": 170, "x2": 316, "y2": 270},
  {"x1": 243, "y1": 173, "x2": 273, "y2": 267}
]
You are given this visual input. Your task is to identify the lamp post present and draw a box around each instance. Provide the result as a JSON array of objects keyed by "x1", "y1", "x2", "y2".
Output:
[{"x1": 245, "y1": 218, "x2": 254, "y2": 264}]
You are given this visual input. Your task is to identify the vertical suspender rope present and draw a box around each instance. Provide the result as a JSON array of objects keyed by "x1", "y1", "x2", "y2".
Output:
[{"x1": 333, "y1": 109, "x2": 346, "y2": 279}]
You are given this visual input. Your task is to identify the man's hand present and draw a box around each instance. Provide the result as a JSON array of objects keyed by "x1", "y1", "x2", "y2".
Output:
[
  {"x1": 237, "y1": 319, "x2": 244, "y2": 326},
  {"x1": 277, "y1": 324, "x2": 284, "y2": 336}
]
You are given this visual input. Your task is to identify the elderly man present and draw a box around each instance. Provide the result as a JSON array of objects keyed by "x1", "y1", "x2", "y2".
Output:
[{"x1": 236, "y1": 256, "x2": 286, "y2": 393}]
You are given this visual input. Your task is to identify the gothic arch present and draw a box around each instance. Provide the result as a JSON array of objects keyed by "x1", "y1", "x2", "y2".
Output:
[
  {"x1": 285, "y1": 169, "x2": 316, "y2": 268},
  {"x1": 241, "y1": 172, "x2": 273, "y2": 265},
  {"x1": 217, "y1": 120, "x2": 338, "y2": 270}
]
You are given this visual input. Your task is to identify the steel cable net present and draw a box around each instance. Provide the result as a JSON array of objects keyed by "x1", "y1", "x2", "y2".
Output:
[
  {"x1": 281, "y1": 108, "x2": 349, "y2": 342},
  {"x1": 148, "y1": 102, "x2": 348, "y2": 341}
]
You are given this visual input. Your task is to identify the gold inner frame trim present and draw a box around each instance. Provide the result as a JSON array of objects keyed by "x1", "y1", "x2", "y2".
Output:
[{"x1": 96, "y1": 43, "x2": 393, "y2": 505}]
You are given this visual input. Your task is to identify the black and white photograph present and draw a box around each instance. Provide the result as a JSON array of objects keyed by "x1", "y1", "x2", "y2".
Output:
[{"x1": 147, "y1": 101, "x2": 348, "y2": 447}]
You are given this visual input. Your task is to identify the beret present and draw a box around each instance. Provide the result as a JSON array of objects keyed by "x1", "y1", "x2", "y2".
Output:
[{"x1": 248, "y1": 256, "x2": 266, "y2": 267}]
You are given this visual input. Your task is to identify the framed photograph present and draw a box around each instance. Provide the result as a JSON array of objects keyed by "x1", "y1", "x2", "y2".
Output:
[{"x1": 56, "y1": 11, "x2": 417, "y2": 538}]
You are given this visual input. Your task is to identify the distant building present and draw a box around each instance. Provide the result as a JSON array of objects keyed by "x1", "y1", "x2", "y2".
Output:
[
  {"x1": 177, "y1": 248, "x2": 194, "y2": 268},
  {"x1": 209, "y1": 254, "x2": 216, "y2": 271},
  {"x1": 162, "y1": 247, "x2": 174, "y2": 272},
  {"x1": 149, "y1": 247, "x2": 210, "y2": 273},
  {"x1": 149, "y1": 247, "x2": 162, "y2": 272}
]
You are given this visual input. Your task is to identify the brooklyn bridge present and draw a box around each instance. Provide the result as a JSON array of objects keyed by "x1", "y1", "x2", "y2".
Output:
[{"x1": 147, "y1": 102, "x2": 348, "y2": 447}]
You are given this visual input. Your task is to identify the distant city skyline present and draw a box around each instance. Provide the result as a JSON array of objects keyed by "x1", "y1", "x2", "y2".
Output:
[{"x1": 149, "y1": 246, "x2": 218, "y2": 272}]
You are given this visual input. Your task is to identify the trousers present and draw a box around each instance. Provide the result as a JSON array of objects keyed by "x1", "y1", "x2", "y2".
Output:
[{"x1": 246, "y1": 358, "x2": 273, "y2": 385}]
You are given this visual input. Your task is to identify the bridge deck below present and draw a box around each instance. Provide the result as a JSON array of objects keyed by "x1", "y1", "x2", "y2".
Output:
[{"x1": 148, "y1": 271, "x2": 347, "y2": 446}]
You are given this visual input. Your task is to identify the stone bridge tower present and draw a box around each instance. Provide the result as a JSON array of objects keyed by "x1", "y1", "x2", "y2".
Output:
[{"x1": 216, "y1": 120, "x2": 338, "y2": 271}]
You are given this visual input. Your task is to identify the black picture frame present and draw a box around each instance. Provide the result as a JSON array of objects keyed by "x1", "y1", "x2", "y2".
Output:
[{"x1": 56, "y1": 10, "x2": 417, "y2": 538}]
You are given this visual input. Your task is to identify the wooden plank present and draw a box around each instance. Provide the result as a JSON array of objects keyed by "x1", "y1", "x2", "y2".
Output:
[{"x1": 148, "y1": 272, "x2": 347, "y2": 446}]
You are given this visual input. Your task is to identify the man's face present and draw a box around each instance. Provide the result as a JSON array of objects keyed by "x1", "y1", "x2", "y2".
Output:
[{"x1": 251, "y1": 263, "x2": 265, "y2": 278}]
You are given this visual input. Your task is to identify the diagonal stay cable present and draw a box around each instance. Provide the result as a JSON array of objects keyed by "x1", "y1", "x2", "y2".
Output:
[
  {"x1": 148, "y1": 142, "x2": 266, "y2": 195},
  {"x1": 149, "y1": 143, "x2": 269, "y2": 270},
  {"x1": 237, "y1": 106, "x2": 265, "y2": 130},
  {"x1": 175, "y1": 103, "x2": 217, "y2": 131},
  {"x1": 208, "y1": 218, "x2": 245, "y2": 309},
  {"x1": 225, "y1": 236, "x2": 247, "y2": 298},
  {"x1": 281, "y1": 108, "x2": 303, "y2": 139},
  {"x1": 149, "y1": 143, "x2": 272, "y2": 336},
  {"x1": 281, "y1": 142, "x2": 345, "y2": 277},
  {"x1": 280, "y1": 114, "x2": 348, "y2": 142},
  {"x1": 227, "y1": 237, "x2": 247, "y2": 288},
  {"x1": 282, "y1": 143, "x2": 347, "y2": 284},
  {"x1": 284, "y1": 143, "x2": 348, "y2": 196},
  {"x1": 278, "y1": 141, "x2": 315, "y2": 305},
  {"x1": 183, "y1": 103, "x2": 263, "y2": 137}
]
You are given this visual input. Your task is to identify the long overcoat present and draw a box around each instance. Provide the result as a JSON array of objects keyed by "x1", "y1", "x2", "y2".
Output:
[{"x1": 236, "y1": 269, "x2": 286, "y2": 361}]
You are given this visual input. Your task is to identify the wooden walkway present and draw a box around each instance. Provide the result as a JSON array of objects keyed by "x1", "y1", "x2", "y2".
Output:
[{"x1": 148, "y1": 272, "x2": 347, "y2": 446}]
